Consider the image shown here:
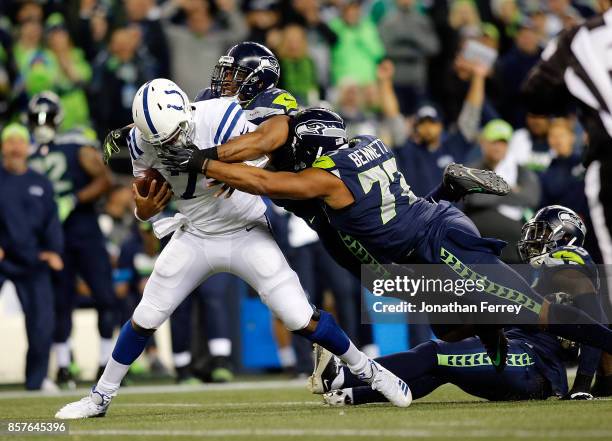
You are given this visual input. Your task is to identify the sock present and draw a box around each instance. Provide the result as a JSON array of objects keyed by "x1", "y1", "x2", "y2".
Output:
[
  {"x1": 278, "y1": 346, "x2": 297, "y2": 368},
  {"x1": 111, "y1": 321, "x2": 151, "y2": 366},
  {"x1": 301, "y1": 310, "x2": 351, "y2": 355},
  {"x1": 547, "y1": 304, "x2": 612, "y2": 353},
  {"x1": 173, "y1": 351, "x2": 192, "y2": 369},
  {"x1": 361, "y1": 344, "x2": 380, "y2": 358},
  {"x1": 351, "y1": 386, "x2": 385, "y2": 405},
  {"x1": 208, "y1": 338, "x2": 232, "y2": 357},
  {"x1": 53, "y1": 342, "x2": 71, "y2": 368},
  {"x1": 97, "y1": 357, "x2": 130, "y2": 396},
  {"x1": 341, "y1": 342, "x2": 370, "y2": 377},
  {"x1": 99, "y1": 338, "x2": 114, "y2": 367}
]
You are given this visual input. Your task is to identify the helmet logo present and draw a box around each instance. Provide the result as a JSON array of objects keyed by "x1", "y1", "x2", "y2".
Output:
[
  {"x1": 164, "y1": 89, "x2": 186, "y2": 111},
  {"x1": 295, "y1": 120, "x2": 346, "y2": 139},
  {"x1": 559, "y1": 211, "x2": 585, "y2": 232},
  {"x1": 260, "y1": 56, "x2": 280, "y2": 76}
]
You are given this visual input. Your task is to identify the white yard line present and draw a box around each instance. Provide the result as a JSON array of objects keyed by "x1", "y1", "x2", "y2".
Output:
[
  {"x1": 68, "y1": 428, "x2": 612, "y2": 438},
  {"x1": 0, "y1": 379, "x2": 306, "y2": 400}
]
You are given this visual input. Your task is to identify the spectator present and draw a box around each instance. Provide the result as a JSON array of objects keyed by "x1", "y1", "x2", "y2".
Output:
[
  {"x1": 328, "y1": 0, "x2": 384, "y2": 87},
  {"x1": 124, "y1": 0, "x2": 170, "y2": 77},
  {"x1": 164, "y1": 0, "x2": 247, "y2": 98},
  {"x1": 495, "y1": 19, "x2": 542, "y2": 128},
  {"x1": 45, "y1": 13, "x2": 92, "y2": 130},
  {"x1": 490, "y1": 0, "x2": 523, "y2": 54},
  {"x1": 464, "y1": 119, "x2": 541, "y2": 263},
  {"x1": 284, "y1": 0, "x2": 338, "y2": 91},
  {"x1": 507, "y1": 113, "x2": 552, "y2": 172},
  {"x1": 90, "y1": 27, "x2": 156, "y2": 138},
  {"x1": 76, "y1": 0, "x2": 111, "y2": 62},
  {"x1": 277, "y1": 24, "x2": 318, "y2": 104},
  {"x1": 448, "y1": 0, "x2": 481, "y2": 38},
  {"x1": 0, "y1": 123, "x2": 63, "y2": 390},
  {"x1": 395, "y1": 57, "x2": 488, "y2": 197},
  {"x1": 378, "y1": 0, "x2": 440, "y2": 114},
  {"x1": 544, "y1": 0, "x2": 582, "y2": 39},
  {"x1": 243, "y1": 0, "x2": 281, "y2": 44}
]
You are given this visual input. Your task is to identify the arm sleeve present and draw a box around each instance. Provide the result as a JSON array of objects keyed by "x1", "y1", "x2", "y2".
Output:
[{"x1": 574, "y1": 293, "x2": 606, "y2": 380}]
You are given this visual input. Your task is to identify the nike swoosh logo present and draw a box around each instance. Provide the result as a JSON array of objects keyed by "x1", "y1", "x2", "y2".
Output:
[
  {"x1": 246, "y1": 225, "x2": 256, "y2": 232},
  {"x1": 323, "y1": 379, "x2": 329, "y2": 391}
]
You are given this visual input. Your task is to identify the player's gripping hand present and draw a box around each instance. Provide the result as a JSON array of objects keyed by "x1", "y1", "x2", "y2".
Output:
[
  {"x1": 132, "y1": 180, "x2": 173, "y2": 220},
  {"x1": 158, "y1": 143, "x2": 218, "y2": 174},
  {"x1": 103, "y1": 124, "x2": 133, "y2": 163}
]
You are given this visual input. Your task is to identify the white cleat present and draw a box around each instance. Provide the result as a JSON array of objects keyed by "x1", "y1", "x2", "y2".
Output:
[
  {"x1": 323, "y1": 390, "x2": 352, "y2": 406},
  {"x1": 55, "y1": 387, "x2": 114, "y2": 419},
  {"x1": 360, "y1": 360, "x2": 412, "y2": 408},
  {"x1": 307, "y1": 344, "x2": 336, "y2": 394}
]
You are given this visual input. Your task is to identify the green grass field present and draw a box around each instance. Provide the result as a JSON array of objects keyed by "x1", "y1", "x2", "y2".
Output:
[{"x1": 0, "y1": 380, "x2": 611, "y2": 441}]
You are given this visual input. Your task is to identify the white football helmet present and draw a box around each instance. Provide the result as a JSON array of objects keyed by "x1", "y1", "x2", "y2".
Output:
[{"x1": 132, "y1": 79, "x2": 193, "y2": 146}]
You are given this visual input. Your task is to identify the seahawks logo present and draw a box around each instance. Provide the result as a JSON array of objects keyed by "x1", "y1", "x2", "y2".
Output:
[
  {"x1": 260, "y1": 56, "x2": 280, "y2": 75},
  {"x1": 295, "y1": 120, "x2": 346, "y2": 139},
  {"x1": 558, "y1": 211, "x2": 585, "y2": 232}
]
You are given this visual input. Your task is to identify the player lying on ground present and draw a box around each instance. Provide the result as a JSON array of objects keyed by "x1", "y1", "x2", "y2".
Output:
[
  {"x1": 159, "y1": 107, "x2": 612, "y2": 370},
  {"x1": 309, "y1": 205, "x2": 610, "y2": 405},
  {"x1": 54, "y1": 80, "x2": 412, "y2": 419}
]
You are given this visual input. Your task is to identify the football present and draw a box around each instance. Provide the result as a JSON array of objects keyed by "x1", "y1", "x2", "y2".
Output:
[{"x1": 134, "y1": 168, "x2": 166, "y2": 197}]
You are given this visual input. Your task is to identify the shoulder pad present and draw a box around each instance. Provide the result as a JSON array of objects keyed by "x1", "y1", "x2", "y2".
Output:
[
  {"x1": 194, "y1": 87, "x2": 216, "y2": 102},
  {"x1": 126, "y1": 127, "x2": 145, "y2": 160},
  {"x1": 548, "y1": 246, "x2": 592, "y2": 266},
  {"x1": 244, "y1": 88, "x2": 298, "y2": 125},
  {"x1": 55, "y1": 127, "x2": 100, "y2": 148}
]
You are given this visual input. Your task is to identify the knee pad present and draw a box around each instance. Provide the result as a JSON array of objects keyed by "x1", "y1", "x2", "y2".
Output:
[
  {"x1": 132, "y1": 299, "x2": 168, "y2": 331},
  {"x1": 262, "y1": 272, "x2": 314, "y2": 331}
]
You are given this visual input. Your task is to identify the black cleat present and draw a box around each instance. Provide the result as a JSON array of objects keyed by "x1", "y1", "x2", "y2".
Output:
[
  {"x1": 56, "y1": 367, "x2": 76, "y2": 390},
  {"x1": 443, "y1": 163, "x2": 510, "y2": 201},
  {"x1": 476, "y1": 326, "x2": 509, "y2": 373}
]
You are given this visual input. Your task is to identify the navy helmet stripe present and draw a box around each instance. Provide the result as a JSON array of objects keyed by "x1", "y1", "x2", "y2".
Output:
[
  {"x1": 214, "y1": 102, "x2": 238, "y2": 144},
  {"x1": 131, "y1": 129, "x2": 144, "y2": 156},
  {"x1": 221, "y1": 108, "x2": 244, "y2": 144},
  {"x1": 142, "y1": 83, "x2": 158, "y2": 135}
]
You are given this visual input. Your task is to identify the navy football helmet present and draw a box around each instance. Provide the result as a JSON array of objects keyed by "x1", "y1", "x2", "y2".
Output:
[
  {"x1": 210, "y1": 42, "x2": 280, "y2": 102},
  {"x1": 27, "y1": 91, "x2": 63, "y2": 144},
  {"x1": 290, "y1": 107, "x2": 348, "y2": 170},
  {"x1": 517, "y1": 205, "x2": 587, "y2": 262}
]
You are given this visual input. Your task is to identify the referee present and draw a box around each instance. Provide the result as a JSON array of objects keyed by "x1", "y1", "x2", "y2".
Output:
[{"x1": 0, "y1": 123, "x2": 63, "y2": 390}]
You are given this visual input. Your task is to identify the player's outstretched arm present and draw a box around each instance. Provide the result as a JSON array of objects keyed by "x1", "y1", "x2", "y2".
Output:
[
  {"x1": 205, "y1": 160, "x2": 353, "y2": 207},
  {"x1": 216, "y1": 115, "x2": 290, "y2": 162}
]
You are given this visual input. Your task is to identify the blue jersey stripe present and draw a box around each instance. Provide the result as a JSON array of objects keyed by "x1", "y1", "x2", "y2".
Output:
[
  {"x1": 214, "y1": 102, "x2": 238, "y2": 144},
  {"x1": 142, "y1": 83, "x2": 158, "y2": 135},
  {"x1": 126, "y1": 131, "x2": 137, "y2": 161},
  {"x1": 221, "y1": 108, "x2": 243, "y2": 144},
  {"x1": 131, "y1": 129, "x2": 144, "y2": 156}
]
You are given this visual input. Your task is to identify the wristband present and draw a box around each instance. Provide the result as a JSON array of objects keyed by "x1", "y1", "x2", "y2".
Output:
[{"x1": 187, "y1": 146, "x2": 219, "y2": 174}]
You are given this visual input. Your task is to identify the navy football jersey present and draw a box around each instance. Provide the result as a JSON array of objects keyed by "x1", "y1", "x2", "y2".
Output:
[
  {"x1": 506, "y1": 245, "x2": 601, "y2": 396},
  {"x1": 312, "y1": 135, "x2": 446, "y2": 263},
  {"x1": 29, "y1": 129, "x2": 98, "y2": 223}
]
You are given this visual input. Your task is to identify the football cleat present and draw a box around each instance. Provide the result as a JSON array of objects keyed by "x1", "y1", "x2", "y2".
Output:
[
  {"x1": 55, "y1": 387, "x2": 114, "y2": 419},
  {"x1": 323, "y1": 390, "x2": 352, "y2": 406},
  {"x1": 56, "y1": 367, "x2": 76, "y2": 390},
  {"x1": 361, "y1": 360, "x2": 412, "y2": 408},
  {"x1": 308, "y1": 344, "x2": 341, "y2": 394},
  {"x1": 476, "y1": 326, "x2": 509, "y2": 372},
  {"x1": 443, "y1": 163, "x2": 510, "y2": 200}
]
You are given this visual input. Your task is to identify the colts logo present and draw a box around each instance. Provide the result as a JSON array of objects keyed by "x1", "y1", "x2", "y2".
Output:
[
  {"x1": 295, "y1": 120, "x2": 346, "y2": 139},
  {"x1": 164, "y1": 89, "x2": 186, "y2": 111}
]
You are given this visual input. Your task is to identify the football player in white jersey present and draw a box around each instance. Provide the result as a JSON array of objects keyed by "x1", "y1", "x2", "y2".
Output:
[{"x1": 55, "y1": 79, "x2": 411, "y2": 419}]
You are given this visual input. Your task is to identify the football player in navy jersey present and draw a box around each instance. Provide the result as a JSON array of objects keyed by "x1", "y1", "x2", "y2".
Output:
[
  {"x1": 308, "y1": 205, "x2": 609, "y2": 405},
  {"x1": 161, "y1": 108, "x2": 612, "y2": 370},
  {"x1": 28, "y1": 92, "x2": 114, "y2": 388}
]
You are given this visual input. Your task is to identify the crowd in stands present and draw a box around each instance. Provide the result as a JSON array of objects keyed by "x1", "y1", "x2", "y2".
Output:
[{"x1": 1, "y1": 0, "x2": 610, "y2": 388}]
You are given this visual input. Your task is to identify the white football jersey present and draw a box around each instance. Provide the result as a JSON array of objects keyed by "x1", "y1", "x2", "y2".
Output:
[{"x1": 128, "y1": 97, "x2": 266, "y2": 234}]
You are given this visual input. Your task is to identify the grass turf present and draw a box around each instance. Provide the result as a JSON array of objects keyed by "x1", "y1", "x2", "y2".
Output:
[{"x1": 0, "y1": 381, "x2": 610, "y2": 441}]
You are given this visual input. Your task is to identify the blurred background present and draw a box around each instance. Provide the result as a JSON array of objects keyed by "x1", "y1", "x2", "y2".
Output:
[{"x1": 0, "y1": 0, "x2": 611, "y2": 390}]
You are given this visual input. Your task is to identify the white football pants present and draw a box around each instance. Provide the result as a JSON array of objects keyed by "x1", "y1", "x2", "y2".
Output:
[{"x1": 132, "y1": 217, "x2": 313, "y2": 331}]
